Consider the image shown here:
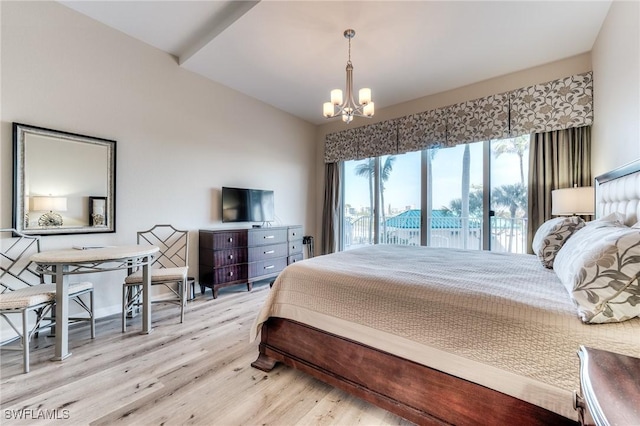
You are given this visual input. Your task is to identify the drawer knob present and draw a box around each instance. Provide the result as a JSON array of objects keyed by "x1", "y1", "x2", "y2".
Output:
[
  {"x1": 292, "y1": 245, "x2": 296, "y2": 250},
  {"x1": 228, "y1": 237, "x2": 233, "y2": 243},
  {"x1": 264, "y1": 235, "x2": 274, "y2": 239},
  {"x1": 264, "y1": 250, "x2": 275, "y2": 254},
  {"x1": 229, "y1": 271, "x2": 234, "y2": 277},
  {"x1": 228, "y1": 254, "x2": 233, "y2": 260},
  {"x1": 265, "y1": 265, "x2": 275, "y2": 270}
]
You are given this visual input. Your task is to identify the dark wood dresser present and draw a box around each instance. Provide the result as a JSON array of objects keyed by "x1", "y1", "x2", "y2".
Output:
[
  {"x1": 199, "y1": 226, "x2": 303, "y2": 298},
  {"x1": 575, "y1": 346, "x2": 640, "y2": 426}
]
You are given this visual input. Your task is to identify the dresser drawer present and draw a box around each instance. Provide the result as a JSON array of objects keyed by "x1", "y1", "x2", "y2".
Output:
[
  {"x1": 213, "y1": 248, "x2": 247, "y2": 267},
  {"x1": 288, "y1": 240, "x2": 303, "y2": 255},
  {"x1": 288, "y1": 226, "x2": 303, "y2": 241},
  {"x1": 248, "y1": 228, "x2": 287, "y2": 246},
  {"x1": 288, "y1": 253, "x2": 304, "y2": 264},
  {"x1": 200, "y1": 265, "x2": 242, "y2": 285},
  {"x1": 249, "y1": 243, "x2": 288, "y2": 261},
  {"x1": 213, "y1": 265, "x2": 247, "y2": 284},
  {"x1": 249, "y1": 257, "x2": 287, "y2": 278},
  {"x1": 212, "y1": 231, "x2": 247, "y2": 249},
  {"x1": 200, "y1": 248, "x2": 247, "y2": 267}
]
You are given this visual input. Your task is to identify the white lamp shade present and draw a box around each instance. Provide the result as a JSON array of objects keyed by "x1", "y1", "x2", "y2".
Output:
[
  {"x1": 551, "y1": 186, "x2": 594, "y2": 215},
  {"x1": 358, "y1": 88, "x2": 371, "y2": 105},
  {"x1": 323, "y1": 102, "x2": 334, "y2": 118},
  {"x1": 363, "y1": 101, "x2": 375, "y2": 117},
  {"x1": 330, "y1": 89, "x2": 343, "y2": 105},
  {"x1": 32, "y1": 196, "x2": 67, "y2": 212}
]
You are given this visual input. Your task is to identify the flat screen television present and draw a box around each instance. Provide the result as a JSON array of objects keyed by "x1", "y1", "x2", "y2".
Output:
[{"x1": 221, "y1": 187, "x2": 275, "y2": 223}]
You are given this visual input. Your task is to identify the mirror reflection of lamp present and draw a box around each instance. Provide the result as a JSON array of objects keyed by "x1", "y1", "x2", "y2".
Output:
[{"x1": 32, "y1": 196, "x2": 67, "y2": 227}]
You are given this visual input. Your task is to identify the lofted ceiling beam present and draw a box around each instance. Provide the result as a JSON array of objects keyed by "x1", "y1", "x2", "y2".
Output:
[{"x1": 178, "y1": 0, "x2": 260, "y2": 66}]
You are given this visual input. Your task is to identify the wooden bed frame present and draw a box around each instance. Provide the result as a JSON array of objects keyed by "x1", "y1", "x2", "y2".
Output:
[
  {"x1": 251, "y1": 160, "x2": 640, "y2": 425},
  {"x1": 252, "y1": 318, "x2": 575, "y2": 425}
]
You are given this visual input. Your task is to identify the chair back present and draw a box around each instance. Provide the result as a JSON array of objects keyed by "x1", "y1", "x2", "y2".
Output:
[
  {"x1": 0, "y1": 229, "x2": 42, "y2": 293},
  {"x1": 137, "y1": 225, "x2": 189, "y2": 269}
]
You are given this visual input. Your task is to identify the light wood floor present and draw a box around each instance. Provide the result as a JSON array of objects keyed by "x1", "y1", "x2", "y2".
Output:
[{"x1": 1, "y1": 282, "x2": 412, "y2": 425}]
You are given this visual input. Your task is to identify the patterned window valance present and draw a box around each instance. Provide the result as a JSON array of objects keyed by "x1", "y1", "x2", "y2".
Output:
[
  {"x1": 324, "y1": 71, "x2": 593, "y2": 163},
  {"x1": 397, "y1": 108, "x2": 447, "y2": 153},
  {"x1": 324, "y1": 129, "x2": 358, "y2": 163},
  {"x1": 510, "y1": 72, "x2": 593, "y2": 136},
  {"x1": 358, "y1": 119, "x2": 398, "y2": 159},
  {"x1": 446, "y1": 92, "x2": 510, "y2": 146}
]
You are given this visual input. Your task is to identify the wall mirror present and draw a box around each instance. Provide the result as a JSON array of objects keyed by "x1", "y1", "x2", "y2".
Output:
[{"x1": 13, "y1": 123, "x2": 116, "y2": 235}]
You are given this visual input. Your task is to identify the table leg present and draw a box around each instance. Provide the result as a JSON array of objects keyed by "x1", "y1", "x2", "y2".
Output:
[
  {"x1": 141, "y1": 255, "x2": 153, "y2": 334},
  {"x1": 53, "y1": 265, "x2": 71, "y2": 360}
]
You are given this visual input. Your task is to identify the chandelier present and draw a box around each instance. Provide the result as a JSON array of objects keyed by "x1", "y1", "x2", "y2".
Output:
[{"x1": 323, "y1": 29, "x2": 374, "y2": 124}]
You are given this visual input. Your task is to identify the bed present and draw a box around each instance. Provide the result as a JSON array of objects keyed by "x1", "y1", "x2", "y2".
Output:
[{"x1": 250, "y1": 160, "x2": 640, "y2": 425}]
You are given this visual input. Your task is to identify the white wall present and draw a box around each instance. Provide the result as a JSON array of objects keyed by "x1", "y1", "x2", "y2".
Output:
[
  {"x1": 591, "y1": 0, "x2": 640, "y2": 176},
  {"x1": 1, "y1": 1, "x2": 317, "y2": 317}
]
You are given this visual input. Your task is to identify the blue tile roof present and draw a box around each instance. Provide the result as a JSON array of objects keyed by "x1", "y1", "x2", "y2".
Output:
[{"x1": 384, "y1": 209, "x2": 481, "y2": 229}]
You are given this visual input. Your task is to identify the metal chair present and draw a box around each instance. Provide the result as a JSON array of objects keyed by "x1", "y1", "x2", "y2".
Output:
[
  {"x1": 122, "y1": 225, "x2": 190, "y2": 332},
  {"x1": 0, "y1": 229, "x2": 95, "y2": 373}
]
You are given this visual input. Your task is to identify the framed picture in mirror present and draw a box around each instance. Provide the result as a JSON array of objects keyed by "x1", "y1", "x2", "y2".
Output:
[{"x1": 89, "y1": 196, "x2": 107, "y2": 227}]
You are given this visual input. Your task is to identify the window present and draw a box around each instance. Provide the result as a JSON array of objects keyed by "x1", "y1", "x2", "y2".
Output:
[{"x1": 340, "y1": 136, "x2": 530, "y2": 253}]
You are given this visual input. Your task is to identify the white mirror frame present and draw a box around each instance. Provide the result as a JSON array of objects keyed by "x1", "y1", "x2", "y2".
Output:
[{"x1": 13, "y1": 123, "x2": 116, "y2": 236}]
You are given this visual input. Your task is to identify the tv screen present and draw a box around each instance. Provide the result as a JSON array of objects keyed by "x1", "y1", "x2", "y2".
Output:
[{"x1": 222, "y1": 187, "x2": 274, "y2": 223}]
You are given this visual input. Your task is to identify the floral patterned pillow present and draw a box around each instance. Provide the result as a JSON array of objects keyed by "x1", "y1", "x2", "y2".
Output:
[
  {"x1": 532, "y1": 216, "x2": 585, "y2": 268},
  {"x1": 554, "y1": 224, "x2": 640, "y2": 323}
]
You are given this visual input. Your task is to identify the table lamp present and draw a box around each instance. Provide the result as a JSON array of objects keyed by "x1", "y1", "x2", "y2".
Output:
[
  {"x1": 32, "y1": 196, "x2": 67, "y2": 227},
  {"x1": 551, "y1": 186, "x2": 594, "y2": 216}
]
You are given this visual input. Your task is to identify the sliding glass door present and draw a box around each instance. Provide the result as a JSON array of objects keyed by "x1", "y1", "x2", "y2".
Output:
[
  {"x1": 426, "y1": 142, "x2": 484, "y2": 250},
  {"x1": 489, "y1": 136, "x2": 530, "y2": 253},
  {"x1": 377, "y1": 152, "x2": 421, "y2": 246},
  {"x1": 340, "y1": 135, "x2": 530, "y2": 253},
  {"x1": 343, "y1": 158, "x2": 374, "y2": 250}
]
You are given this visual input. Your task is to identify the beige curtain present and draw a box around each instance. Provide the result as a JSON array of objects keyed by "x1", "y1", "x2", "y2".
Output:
[
  {"x1": 321, "y1": 162, "x2": 341, "y2": 255},
  {"x1": 527, "y1": 126, "x2": 591, "y2": 253}
]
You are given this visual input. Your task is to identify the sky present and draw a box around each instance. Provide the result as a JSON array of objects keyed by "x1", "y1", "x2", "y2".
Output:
[{"x1": 344, "y1": 138, "x2": 529, "y2": 213}]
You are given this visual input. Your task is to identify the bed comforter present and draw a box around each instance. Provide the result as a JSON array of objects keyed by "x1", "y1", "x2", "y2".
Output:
[{"x1": 251, "y1": 245, "x2": 640, "y2": 420}]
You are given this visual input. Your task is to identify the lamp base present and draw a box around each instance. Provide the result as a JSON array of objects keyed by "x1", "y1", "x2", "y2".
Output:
[{"x1": 38, "y1": 212, "x2": 63, "y2": 227}]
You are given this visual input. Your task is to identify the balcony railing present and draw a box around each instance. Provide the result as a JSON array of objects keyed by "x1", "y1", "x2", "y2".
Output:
[{"x1": 344, "y1": 214, "x2": 528, "y2": 254}]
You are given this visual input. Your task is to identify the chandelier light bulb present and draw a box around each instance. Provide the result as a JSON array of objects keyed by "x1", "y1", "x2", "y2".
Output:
[
  {"x1": 331, "y1": 89, "x2": 343, "y2": 106},
  {"x1": 364, "y1": 102, "x2": 375, "y2": 117},
  {"x1": 323, "y1": 102, "x2": 334, "y2": 118},
  {"x1": 359, "y1": 88, "x2": 371, "y2": 105},
  {"x1": 322, "y1": 29, "x2": 374, "y2": 124}
]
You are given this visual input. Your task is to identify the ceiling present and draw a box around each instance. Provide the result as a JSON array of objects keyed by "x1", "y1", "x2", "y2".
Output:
[{"x1": 59, "y1": 1, "x2": 612, "y2": 125}]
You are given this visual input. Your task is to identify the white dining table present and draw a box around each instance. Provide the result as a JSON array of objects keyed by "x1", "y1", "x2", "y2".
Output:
[{"x1": 30, "y1": 245, "x2": 159, "y2": 361}]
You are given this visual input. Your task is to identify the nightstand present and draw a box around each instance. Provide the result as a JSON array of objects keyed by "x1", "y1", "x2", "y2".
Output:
[{"x1": 574, "y1": 346, "x2": 640, "y2": 426}]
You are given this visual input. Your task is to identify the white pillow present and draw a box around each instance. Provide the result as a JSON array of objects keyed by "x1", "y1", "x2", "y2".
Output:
[
  {"x1": 531, "y1": 216, "x2": 585, "y2": 268},
  {"x1": 587, "y1": 212, "x2": 627, "y2": 227},
  {"x1": 554, "y1": 224, "x2": 640, "y2": 323}
]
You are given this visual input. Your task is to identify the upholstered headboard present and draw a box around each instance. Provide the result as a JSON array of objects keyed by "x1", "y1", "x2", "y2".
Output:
[{"x1": 595, "y1": 159, "x2": 640, "y2": 226}]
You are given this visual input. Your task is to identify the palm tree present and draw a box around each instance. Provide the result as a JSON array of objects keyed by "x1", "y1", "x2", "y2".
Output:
[
  {"x1": 379, "y1": 156, "x2": 396, "y2": 241},
  {"x1": 493, "y1": 136, "x2": 529, "y2": 185},
  {"x1": 355, "y1": 156, "x2": 396, "y2": 244},
  {"x1": 446, "y1": 188, "x2": 483, "y2": 218},
  {"x1": 355, "y1": 158, "x2": 374, "y2": 244},
  {"x1": 461, "y1": 144, "x2": 470, "y2": 249},
  {"x1": 425, "y1": 147, "x2": 439, "y2": 246},
  {"x1": 492, "y1": 183, "x2": 527, "y2": 252}
]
